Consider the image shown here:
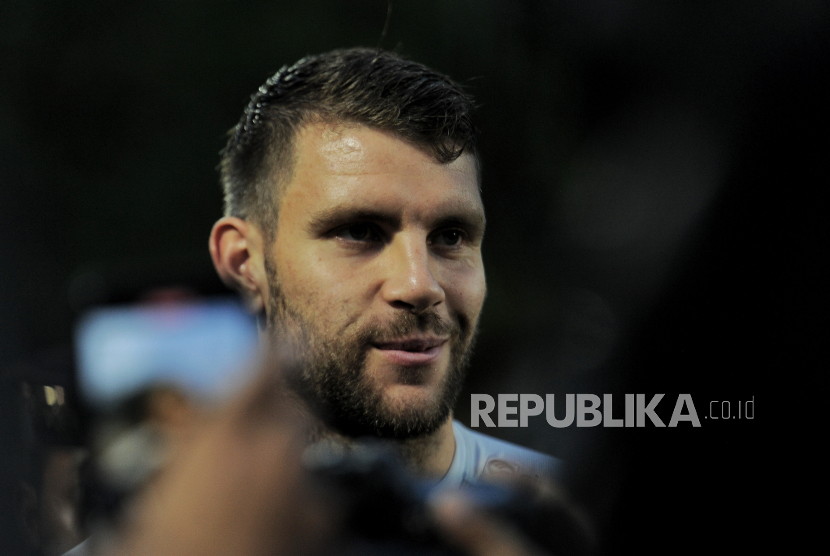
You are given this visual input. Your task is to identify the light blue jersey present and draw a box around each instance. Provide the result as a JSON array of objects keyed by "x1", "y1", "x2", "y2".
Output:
[{"x1": 438, "y1": 421, "x2": 563, "y2": 489}]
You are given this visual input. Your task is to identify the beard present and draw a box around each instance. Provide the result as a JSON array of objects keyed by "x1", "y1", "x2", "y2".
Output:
[{"x1": 264, "y1": 258, "x2": 477, "y2": 440}]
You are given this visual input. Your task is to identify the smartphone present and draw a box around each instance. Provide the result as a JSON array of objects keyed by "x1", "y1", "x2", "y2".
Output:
[{"x1": 75, "y1": 297, "x2": 259, "y2": 408}]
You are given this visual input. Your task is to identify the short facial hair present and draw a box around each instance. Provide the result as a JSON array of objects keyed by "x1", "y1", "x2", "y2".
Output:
[{"x1": 264, "y1": 256, "x2": 476, "y2": 440}]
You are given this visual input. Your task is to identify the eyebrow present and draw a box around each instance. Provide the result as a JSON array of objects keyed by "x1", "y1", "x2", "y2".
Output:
[
  {"x1": 307, "y1": 208, "x2": 400, "y2": 234},
  {"x1": 307, "y1": 204, "x2": 486, "y2": 235}
]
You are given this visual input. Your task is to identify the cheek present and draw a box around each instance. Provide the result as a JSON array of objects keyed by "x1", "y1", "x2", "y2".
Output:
[
  {"x1": 280, "y1": 256, "x2": 374, "y2": 325},
  {"x1": 445, "y1": 265, "x2": 486, "y2": 318}
]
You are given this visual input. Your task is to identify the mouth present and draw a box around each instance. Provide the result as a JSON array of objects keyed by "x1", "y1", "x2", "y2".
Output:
[{"x1": 372, "y1": 336, "x2": 448, "y2": 366}]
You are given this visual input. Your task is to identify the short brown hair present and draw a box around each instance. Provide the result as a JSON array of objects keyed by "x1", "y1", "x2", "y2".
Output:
[{"x1": 219, "y1": 48, "x2": 478, "y2": 235}]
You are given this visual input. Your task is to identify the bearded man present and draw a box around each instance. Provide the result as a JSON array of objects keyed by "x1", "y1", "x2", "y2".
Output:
[{"x1": 209, "y1": 48, "x2": 560, "y2": 486}]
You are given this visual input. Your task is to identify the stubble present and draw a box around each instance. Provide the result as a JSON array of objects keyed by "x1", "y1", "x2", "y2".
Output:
[{"x1": 264, "y1": 256, "x2": 477, "y2": 440}]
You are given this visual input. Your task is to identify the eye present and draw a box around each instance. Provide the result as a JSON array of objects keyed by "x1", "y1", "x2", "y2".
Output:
[
  {"x1": 430, "y1": 228, "x2": 464, "y2": 247},
  {"x1": 334, "y1": 223, "x2": 382, "y2": 243}
]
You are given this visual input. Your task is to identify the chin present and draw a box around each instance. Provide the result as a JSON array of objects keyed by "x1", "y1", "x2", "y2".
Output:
[
  {"x1": 380, "y1": 386, "x2": 451, "y2": 423},
  {"x1": 330, "y1": 385, "x2": 451, "y2": 440},
  {"x1": 381, "y1": 382, "x2": 445, "y2": 409}
]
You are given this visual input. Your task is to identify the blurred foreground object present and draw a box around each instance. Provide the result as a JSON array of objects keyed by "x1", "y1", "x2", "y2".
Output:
[
  {"x1": 112, "y1": 355, "x2": 332, "y2": 556},
  {"x1": 308, "y1": 444, "x2": 595, "y2": 556},
  {"x1": 75, "y1": 297, "x2": 259, "y2": 408}
]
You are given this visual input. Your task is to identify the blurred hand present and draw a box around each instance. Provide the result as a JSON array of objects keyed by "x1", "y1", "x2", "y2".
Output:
[{"x1": 114, "y1": 353, "x2": 333, "y2": 556}]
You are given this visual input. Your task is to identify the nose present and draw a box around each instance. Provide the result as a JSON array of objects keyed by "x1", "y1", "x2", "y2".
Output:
[{"x1": 380, "y1": 235, "x2": 445, "y2": 314}]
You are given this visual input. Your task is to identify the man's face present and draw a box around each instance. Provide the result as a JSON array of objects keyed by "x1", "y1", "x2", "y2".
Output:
[{"x1": 262, "y1": 122, "x2": 486, "y2": 439}]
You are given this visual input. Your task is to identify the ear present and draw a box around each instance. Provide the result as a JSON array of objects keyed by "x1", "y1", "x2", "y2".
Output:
[{"x1": 209, "y1": 216, "x2": 268, "y2": 314}]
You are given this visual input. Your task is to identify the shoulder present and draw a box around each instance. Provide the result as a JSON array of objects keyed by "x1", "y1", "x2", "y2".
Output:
[{"x1": 450, "y1": 420, "x2": 564, "y2": 486}]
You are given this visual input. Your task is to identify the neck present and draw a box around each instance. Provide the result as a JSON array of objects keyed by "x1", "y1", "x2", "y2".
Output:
[{"x1": 302, "y1": 412, "x2": 457, "y2": 480}]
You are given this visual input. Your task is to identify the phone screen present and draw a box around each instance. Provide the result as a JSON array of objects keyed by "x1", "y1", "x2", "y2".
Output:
[{"x1": 75, "y1": 297, "x2": 259, "y2": 407}]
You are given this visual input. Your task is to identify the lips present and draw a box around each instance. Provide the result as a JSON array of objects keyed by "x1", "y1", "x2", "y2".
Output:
[
  {"x1": 375, "y1": 336, "x2": 446, "y2": 351},
  {"x1": 373, "y1": 336, "x2": 448, "y2": 366}
]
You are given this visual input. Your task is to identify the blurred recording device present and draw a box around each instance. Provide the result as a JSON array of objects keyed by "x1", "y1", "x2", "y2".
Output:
[
  {"x1": 308, "y1": 444, "x2": 594, "y2": 556},
  {"x1": 75, "y1": 296, "x2": 259, "y2": 409},
  {"x1": 70, "y1": 260, "x2": 261, "y2": 527},
  {"x1": 71, "y1": 258, "x2": 261, "y2": 404},
  {"x1": 75, "y1": 295, "x2": 259, "y2": 518}
]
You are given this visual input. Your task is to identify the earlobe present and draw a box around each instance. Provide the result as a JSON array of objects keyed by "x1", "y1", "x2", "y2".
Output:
[{"x1": 209, "y1": 216, "x2": 267, "y2": 313}]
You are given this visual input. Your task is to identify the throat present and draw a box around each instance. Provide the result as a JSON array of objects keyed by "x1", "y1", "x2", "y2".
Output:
[{"x1": 396, "y1": 422, "x2": 456, "y2": 479}]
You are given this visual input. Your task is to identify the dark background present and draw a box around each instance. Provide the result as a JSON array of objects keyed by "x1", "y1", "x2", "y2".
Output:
[{"x1": 2, "y1": 1, "x2": 824, "y2": 553}]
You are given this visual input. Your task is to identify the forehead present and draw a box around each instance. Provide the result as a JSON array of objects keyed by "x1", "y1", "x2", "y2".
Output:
[{"x1": 278, "y1": 122, "x2": 483, "y2": 225}]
